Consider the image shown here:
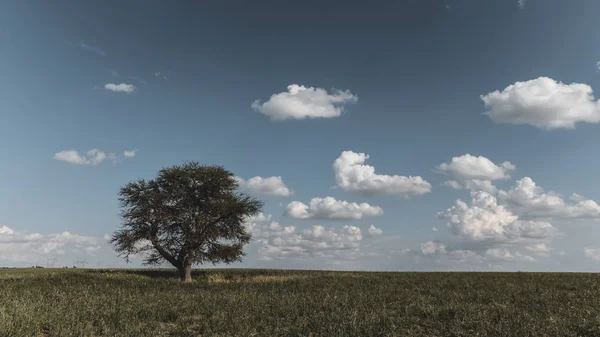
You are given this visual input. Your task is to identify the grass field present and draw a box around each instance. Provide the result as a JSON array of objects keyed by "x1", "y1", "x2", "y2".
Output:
[{"x1": 1, "y1": 269, "x2": 600, "y2": 336}]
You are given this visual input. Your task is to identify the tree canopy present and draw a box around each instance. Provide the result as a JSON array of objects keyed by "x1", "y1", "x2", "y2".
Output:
[{"x1": 111, "y1": 162, "x2": 262, "y2": 282}]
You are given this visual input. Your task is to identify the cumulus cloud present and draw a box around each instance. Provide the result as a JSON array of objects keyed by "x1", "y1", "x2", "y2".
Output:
[
  {"x1": 0, "y1": 225, "x2": 107, "y2": 265},
  {"x1": 438, "y1": 154, "x2": 515, "y2": 193},
  {"x1": 481, "y1": 77, "x2": 600, "y2": 129},
  {"x1": 421, "y1": 241, "x2": 446, "y2": 255},
  {"x1": 246, "y1": 221, "x2": 363, "y2": 261},
  {"x1": 485, "y1": 248, "x2": 535, "y2": 262},
  {"x1": 584, "y1": 248, "x2": 600, "y2": 261},
  {"x1": 284, "y1": 197, "x2": 383, "y2": 220},
  {"x1": 333, "y1": 151, "x2": 431, "y2": 196},
  {"x1": 252, "y1": 84, "x2": 357, "y2": 120},
  {"x1": 438, "y1": 190, "x2": 557, "y2": 244},
  {"x1": 525, "y1": 243, "x2": 552, "y2": 257},
  {"x1": 498, "y1": 177, "x2": 600, "y2": 221},
  {"x1": 417, "y1": 241, "x2": 483, "y2": 265},
  {"x1": 53, "y1": 149, "x2": 116, "y2": 166},
  {"x1": 517, "y1": 0, "x2": 527, "y2": 9},
  {"x1": 0, "y1": 226, "x2": 14, "y2": 235},
  {"x1": 368, "y1": 225, "x2": 383, "y2": 237},
  {"x1": 123, "y1": 150, "x2": 138, "y2": 158},
  {"x1": 244, "y1": 212, "x2": 272, "y2": 223},
  {"x1": 235, "y1": 176, "x2": 292, "y2": 196},
  {"x1": 105, "y1": 83, "x2": 136, "y2": 94}
]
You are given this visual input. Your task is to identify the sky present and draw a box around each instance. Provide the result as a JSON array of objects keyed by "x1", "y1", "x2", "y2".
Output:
[{"x1": 2, "y1": 0, "x2": 600, "y2": 270}]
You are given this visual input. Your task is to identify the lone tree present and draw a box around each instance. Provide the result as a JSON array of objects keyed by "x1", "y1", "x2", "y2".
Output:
[{"x1": 111, "y1": 162, "x2": 262, "y2": 282}]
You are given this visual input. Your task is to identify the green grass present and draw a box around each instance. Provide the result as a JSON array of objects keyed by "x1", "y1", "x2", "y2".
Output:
[{"x1": 1, "y1": 269, "x2": 600, "y2": 336}]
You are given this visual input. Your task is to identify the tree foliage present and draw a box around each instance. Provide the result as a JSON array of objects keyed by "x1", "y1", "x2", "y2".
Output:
[{"x1": 111, "y1": 162, "x2": 262, "y2": 281}]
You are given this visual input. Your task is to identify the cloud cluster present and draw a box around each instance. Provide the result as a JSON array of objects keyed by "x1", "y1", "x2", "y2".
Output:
[
  {"x1": 53, "y1": 149, "x2": 117, "y2": 166},
  {"x1": 105, "y1": 83, "x2": 136, "y2": 93},
  {"x1": 284, "y1": 197, "x2": 383, "y2": 220},
  {"x1": 244, "y1": 212, "x2": 272, "y2": 223},
  {"x1": 0, "y1": 225, "x2": 107, "y2": 265},
  {"x1": 235, "y1": 176, "x2": 292, "y2": 196},
  {"x1": 498, "y1": 177, "x2": 600, "y2": 221},
  {"x1": 252, "y1": 84, "x2": 357, "y2": 120},
  {"x1": 481, "y1": 77, "x2": 600, "y2": 129},
  {"x1": 246, "y1": 221, "x2": 364, "y2": 261},
  {"x1": 439, "y1": 154, "x2": 515, "y2": 193},
  {"x1": 485, "y1": 248, "x2": 535, "y2": 262},
  {"x1": 333, "y1": 151, "x2": 431, "y2": 197},
  {"x1": 438, "y1": 190, "x2": 557, "y2": 244},
  {"x1": 419, "y1": 241, "x2": 483, "y2": 264}
]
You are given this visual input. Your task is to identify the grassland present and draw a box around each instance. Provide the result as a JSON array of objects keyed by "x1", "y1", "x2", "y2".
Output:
[{"x1": 1, "y1": 268, "x2": 600, "y2": 336}]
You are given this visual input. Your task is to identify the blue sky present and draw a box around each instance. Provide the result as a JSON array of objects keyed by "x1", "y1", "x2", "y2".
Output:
[{"x1": 2, "y1": 0, "x2": 600, "y2": 270}]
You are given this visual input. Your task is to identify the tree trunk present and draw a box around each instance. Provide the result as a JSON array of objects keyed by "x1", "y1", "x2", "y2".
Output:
[{"x1": 179, "y1": 262, "x2": 193, "y2": 283}]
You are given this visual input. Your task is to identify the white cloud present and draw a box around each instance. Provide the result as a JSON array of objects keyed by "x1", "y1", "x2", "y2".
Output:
[
  {"x1": 284, "y1": 197, "x2": 383, "y2": 220},
  {"x1": 584, "y1": 248, "x2": 600, "y2": 261},
  {"x1": 368, "y1": 225, "x2": 383, "y2": 237},
  {"x1": 333, "y1": 151, "x2": 431, "y2": 196},
  {"x1": 596, "y1": 61, "x2": 600, "y2": 72},
  {"x1": 438, "y1": 154, "x2": 515, "y2": 193},
  {"x1": 481, "y1": 77, "x2": 600, "y2": 129},
  {"x1": 246, "y1": 221, "x2": 363, "y2": 261},
  {"x1": 421, "y1": 241, "x2": 446, "y2": 255},
  {"x1": 123, "y1": 149, "x2": 138, "y2": 158},
  {"x1": 0, "y1": 226, "x2": 14, "y2": 235},
  {"x1": 432, "y1": 227, "x2": 438, "y2": 232},
  {"x1": 498, "y1": 177, "x2": 600, "y2": 221},
  {"x1": 438, "y1": 190, "x2": 557, "y2": 244},
  {"x1": 524, "y1": 243, "x2": 552, "y2": 257},
  {"x1": 439, "y1": 154, "x2": 514, "y2": 181},
  {"x1": 252, "y1": 84, "x2": 357, "y2": 120},
  {"x1": 235, "y1": 176, "x2": 292, "y2": 196},
  {"x1": 244, "y1": 212, "x2": 272, "y2": 223},
  {"x1": 485, "y1": 248, "x2": 535, "y2": 262},
  {"x1": 0, "y1": 226, "x2": 107, "y2": 265},
  {"x1": 53, "y1": 149, "x2": 116, "y2": 166},
  {"x1": 76, "y1": 42, "x2": 106, "y2": 56},
  {"x1": 105, "y1": 83, "x2": 136, "y2": 94},
  {"x1": 518, "y1": 0, "x2": 527, "y2": 9}
]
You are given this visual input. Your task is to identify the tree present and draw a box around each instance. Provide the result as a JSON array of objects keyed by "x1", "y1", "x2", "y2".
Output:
[{"x1": 111, "y1": 162, "x2": 263, "y2": 282}]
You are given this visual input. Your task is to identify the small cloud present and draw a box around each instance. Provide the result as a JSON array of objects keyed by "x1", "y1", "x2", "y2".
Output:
[
  {"x1": 518, "y1": 0, "x2": 527, "y2": 9},
  {"x1": 432, "y1": 227, "x2": 438, "y2": 232},
  {"x1": 105, "y1": 83, "x2": 136, "y2": 94},
  {"x1": 123, "y1": 149, "x2": 138, "y2": 158},
  {"x1": 76, "y1": 42, "x2": 106, "y2": 56},
  {"x1": 53, "y1": 149, "x2": 116, "y2": 166},
  {"x1": 252, "y1": 84, "x2": 358, "y2": 120},
  {"x1": 368, "y1": 225, "x2": 383, "y2": 237},
  {"x1": 154, "y1": 71, "x2": 169, "y2": 81},
  {"x1": 596, "y1": 61, "x2": 600, "y2": 72},
  {"x1": 444, "y1": 4, "x2": 451, "y2": 9},
  {"x1": 235, "y1": 176, "x2": 293, "y2": 196}
]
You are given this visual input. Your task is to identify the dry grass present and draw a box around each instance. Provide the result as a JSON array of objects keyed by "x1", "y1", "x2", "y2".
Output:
[{"x1": 207, "y1": 273, "x2": 300, "y2": 284}]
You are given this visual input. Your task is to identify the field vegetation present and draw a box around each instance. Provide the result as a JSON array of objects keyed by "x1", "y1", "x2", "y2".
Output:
[{"x1": 1, "y1": 268, "x2": 600, "y2": 336}]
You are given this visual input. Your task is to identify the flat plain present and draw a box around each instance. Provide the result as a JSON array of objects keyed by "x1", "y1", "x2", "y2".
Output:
[{"x1": 1, "y1": 268, "x2": 600, "y2": 336}]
